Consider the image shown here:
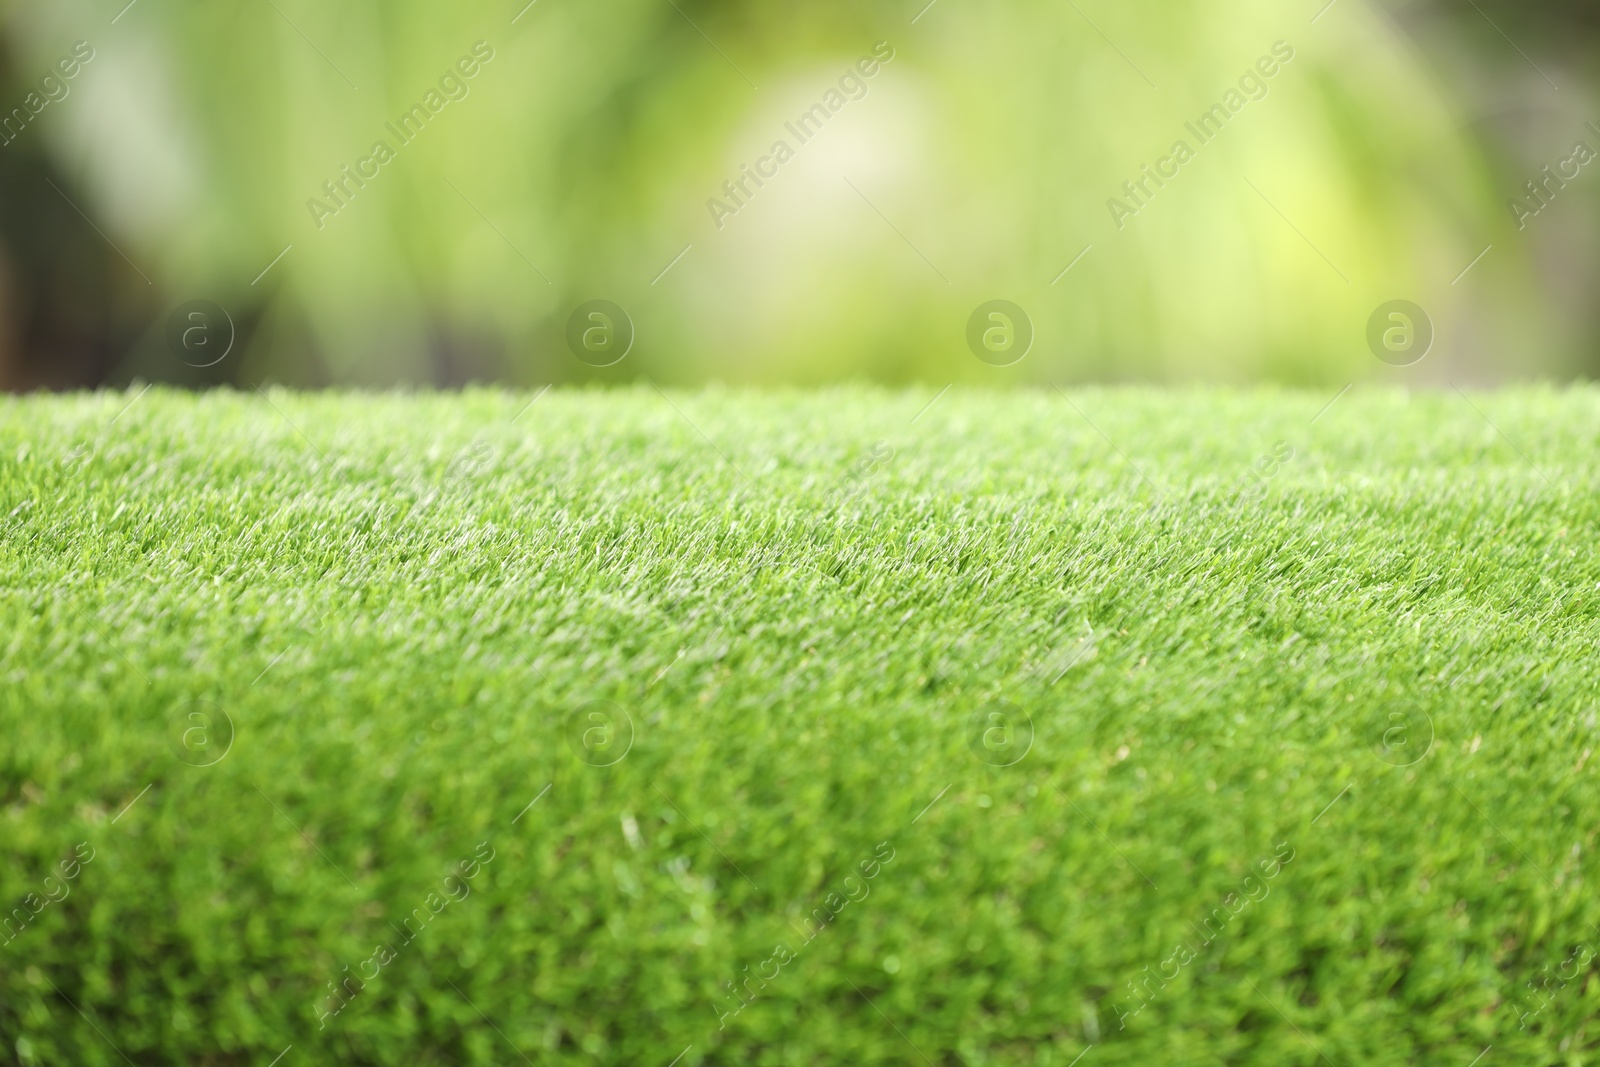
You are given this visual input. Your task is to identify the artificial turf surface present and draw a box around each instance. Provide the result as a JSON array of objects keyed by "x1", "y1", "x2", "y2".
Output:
[{"x1": 2, "y1": 385, "x2": 1598, "y2": 1065}]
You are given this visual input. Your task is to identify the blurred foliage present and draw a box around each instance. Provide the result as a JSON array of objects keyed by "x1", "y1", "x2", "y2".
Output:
[{"x1": 0, "y1": 0, "x2": 1592, "y2": 388}]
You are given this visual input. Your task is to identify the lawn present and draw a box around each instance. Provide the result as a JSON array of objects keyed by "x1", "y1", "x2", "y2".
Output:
[{"x1": 2, "y1": 385, "x2": 1598, "y2": 1066}]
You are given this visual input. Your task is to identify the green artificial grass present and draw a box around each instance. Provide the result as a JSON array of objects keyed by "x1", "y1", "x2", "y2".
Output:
[{"x1": 2, "y1": 384, "x2": 1599, "y2": 1066}]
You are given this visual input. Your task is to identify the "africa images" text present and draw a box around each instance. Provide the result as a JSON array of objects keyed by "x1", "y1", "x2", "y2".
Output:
[
  {"x1": 306, "y1": 41, "x2": 495, "y2": 231},
  {"x1": 1106, "y1": 41, "x2": 1295, "y2": 229},
  {"x1": 706, "y1": 41, "x2": 896, "y2": 230}
]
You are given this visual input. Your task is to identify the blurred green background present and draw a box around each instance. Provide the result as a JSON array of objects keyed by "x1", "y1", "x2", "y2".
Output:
[{"x1": 0, "y1": 0, "x2": 1595, "y2": 391}]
